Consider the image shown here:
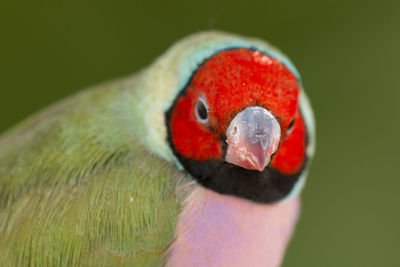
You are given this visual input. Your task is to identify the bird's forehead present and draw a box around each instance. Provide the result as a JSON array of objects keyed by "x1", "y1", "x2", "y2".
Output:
[
  {"x1": 172, "y1": 34, "x2": 301, "y2": 106},
  {"x1": 184, "y1": 48, "x2": 300, "y2": 131}
]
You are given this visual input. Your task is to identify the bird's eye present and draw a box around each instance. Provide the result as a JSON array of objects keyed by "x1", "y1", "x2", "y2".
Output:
[
  {"x1": 195, "y1": 96, "x2": 209, "y2": 123},
  {"x1": 287, "y1": 119, "x2": 295, "y2": 134}
]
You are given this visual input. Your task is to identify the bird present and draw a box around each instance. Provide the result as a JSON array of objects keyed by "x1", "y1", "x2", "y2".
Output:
[{"x1": 0, "y1": 31, "x2": 315, "y2": 266}]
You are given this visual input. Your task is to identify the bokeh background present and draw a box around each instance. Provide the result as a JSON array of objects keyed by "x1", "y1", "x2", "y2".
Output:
[{"x1": 1, "y1": 0, "x2": 399, "y2": 266}]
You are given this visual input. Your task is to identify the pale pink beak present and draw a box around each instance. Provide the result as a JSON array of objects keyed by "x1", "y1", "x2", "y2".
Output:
[{"x1": 225, "y1": 106, "x2": 281, "y2": 171}]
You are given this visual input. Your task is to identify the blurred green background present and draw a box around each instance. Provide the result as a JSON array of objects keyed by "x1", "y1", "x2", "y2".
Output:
[{"x1": 1, "y1": 0, "x2": 399, "y2": 266}]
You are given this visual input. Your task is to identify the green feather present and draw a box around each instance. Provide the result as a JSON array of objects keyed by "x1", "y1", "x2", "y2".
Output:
[{"x1": 0, "y1": 76, "x2": 187, "y2": 266}]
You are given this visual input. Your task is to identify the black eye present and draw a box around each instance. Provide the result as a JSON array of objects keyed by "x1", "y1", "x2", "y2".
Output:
[
  {"x1": 287, "y1": 119, "x2": 295, "y2": 133},
  {"x1": 195, "y1": 96, "x2": 209, "y2": 123}
]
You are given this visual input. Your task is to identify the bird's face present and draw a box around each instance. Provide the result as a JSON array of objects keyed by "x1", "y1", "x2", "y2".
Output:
[{"x1": 166, "y1": 48, "x2": 309, "y2": 203}]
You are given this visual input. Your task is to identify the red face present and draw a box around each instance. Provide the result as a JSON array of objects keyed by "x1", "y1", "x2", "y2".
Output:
[{"x1": 166, "y1": 48, "x2": 308, "y2": 203}]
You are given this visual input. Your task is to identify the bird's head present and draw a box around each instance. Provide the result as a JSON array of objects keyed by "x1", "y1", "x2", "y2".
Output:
[{"x1": 138, "y1": 31, "x2": 315, "y2": 203}]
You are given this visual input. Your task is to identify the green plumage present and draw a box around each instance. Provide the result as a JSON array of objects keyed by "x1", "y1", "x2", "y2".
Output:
[{"x1": 0, "y1": 76, "x2": 186, "y2": 266}]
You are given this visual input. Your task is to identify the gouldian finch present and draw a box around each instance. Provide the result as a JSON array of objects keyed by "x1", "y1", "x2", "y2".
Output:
[{"x1": 0, "y1": 31, "x2": 315, "y2": 266}]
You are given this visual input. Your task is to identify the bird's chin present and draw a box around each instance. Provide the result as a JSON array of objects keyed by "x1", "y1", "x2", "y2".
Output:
[{"x1": 174, "y1": 157, "x2": 307, "y2": 203}]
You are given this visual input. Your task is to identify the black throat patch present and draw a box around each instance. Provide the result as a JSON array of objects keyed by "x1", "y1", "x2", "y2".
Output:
[{"x1": 169, "y1": 146, "x2": 306, "y2": 203}]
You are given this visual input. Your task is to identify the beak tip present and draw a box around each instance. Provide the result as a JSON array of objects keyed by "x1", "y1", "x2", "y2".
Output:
[
  {"x1": 252, "y1": 157, "x2": 270, "y2": 172},
  {"x1": 225, "y1": 147, "x2": 270, "y2": 172}
]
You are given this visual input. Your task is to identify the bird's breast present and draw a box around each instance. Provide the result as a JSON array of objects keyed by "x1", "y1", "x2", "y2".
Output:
[{"x1": 166, "y1": 187, "x2": 300, "y2": 267}]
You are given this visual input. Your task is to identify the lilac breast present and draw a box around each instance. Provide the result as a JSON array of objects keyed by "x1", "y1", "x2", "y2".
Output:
[{"x1": 166, "y1": 187, "x2": 300, "y2": 267}]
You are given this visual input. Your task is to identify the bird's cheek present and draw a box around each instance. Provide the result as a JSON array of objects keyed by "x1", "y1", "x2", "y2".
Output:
[{"x1": 270, "y1": 113, "x2": 307, "y2": 175}]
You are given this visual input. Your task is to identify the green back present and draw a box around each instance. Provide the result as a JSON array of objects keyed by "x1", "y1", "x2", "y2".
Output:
[{"x1": 0, "y1": 76, "x2": 185, "y2": 266}]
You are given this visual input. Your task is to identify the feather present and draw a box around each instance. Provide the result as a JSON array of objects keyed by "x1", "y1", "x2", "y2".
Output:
[{"x1": 0, "y1": 76, "x2": 187, "y2": 265}]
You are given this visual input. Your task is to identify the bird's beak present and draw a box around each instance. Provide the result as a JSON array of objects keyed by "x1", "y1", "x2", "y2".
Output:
[{"x1": 225, "y1": 106, "x2": 281, "y2": 171}]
